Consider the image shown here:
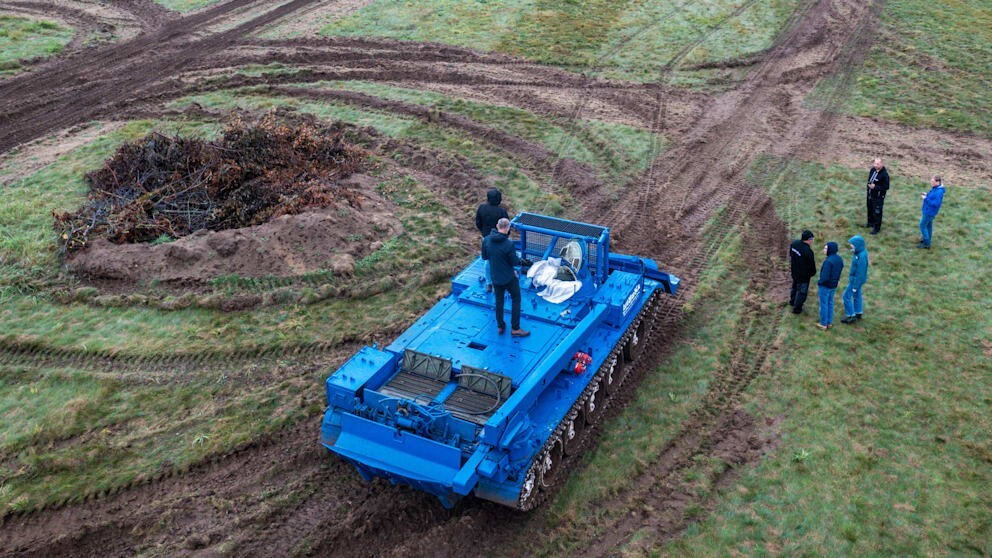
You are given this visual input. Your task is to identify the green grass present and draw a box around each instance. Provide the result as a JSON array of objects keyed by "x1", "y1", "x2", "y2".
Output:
[
  {"x1": 543, "y1": 235, "x2": 747, "y2": 541},
  {"x1": 0, "y1": 15, "x2": 74, "y2": 73},
  {"x1": 808, "y1": 0, "x2": 992, "y2": 137},
  {"x1": 0, "y1": 365, "x2": 311, "y2": 511},
  {"x1": 290, "y1": 80, "x2": 662, "y2": 189},
  {"x1": 171, "y1": 89, "x2": 567, "y2": 214},
  {"x1": 321, "y1": 0, "x2": 799, "y2": 84},
  {"x1": 0, "y1": 119, "x2": 220, "y2": 277},
  {"x1": 661, "y1": 158, "x2": 992, "y2": 555},
  {"x1": 153, "y1": 0, "x2": 222, "y2": 13}
]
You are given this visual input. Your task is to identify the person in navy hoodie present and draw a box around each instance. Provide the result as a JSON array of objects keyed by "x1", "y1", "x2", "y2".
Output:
[
  {"x1": 482, "y1": 218, "x2": 530, "y2": 337},
  {"x1": 816, "y1": 242, "x2": 843, "y2": 331},
  {"x1": 918, "y1": 175, "x2": 946, "y2": 249},
  {"x1": 841, "y1": 235, "x2": 869, "y2": 324}
]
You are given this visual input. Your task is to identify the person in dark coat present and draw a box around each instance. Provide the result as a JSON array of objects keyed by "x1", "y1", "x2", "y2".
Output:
[
  {"x1": 816, "y1": 242, "x2": 843, "y2": 330},
  {"x1": 475, "y1": 188, "x2": 509, "y2": 291},
  {"x1": 482, "y1": 218, "x2": 529, "y2": 337},
  {"x1": 865, "y1": 158, "x2": 890, "y2": 235},
  {"x1": 789, "y1": 230, "x2": 817, "y2": 314}
]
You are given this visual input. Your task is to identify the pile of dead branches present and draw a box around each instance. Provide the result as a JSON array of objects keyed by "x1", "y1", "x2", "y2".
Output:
[{"x1": 54, "y1": 115, "x2": 368, "y2": 254}]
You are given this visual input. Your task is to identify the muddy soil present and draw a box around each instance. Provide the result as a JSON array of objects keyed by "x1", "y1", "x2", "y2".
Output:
[
  {"x1": 1, "y1": 0, "x2": 990, "y2": 556},
  {"x1": 67, "y1": 173, "x2": 401, "y2": 287}
]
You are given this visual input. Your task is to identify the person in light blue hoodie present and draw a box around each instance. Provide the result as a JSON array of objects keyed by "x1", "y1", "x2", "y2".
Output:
[
  {"x1": 816, "y1": 242, "x2": 843, "y2": 330},
  {"x1": 841, "y1": 235, "x2": 869, "y2": 324},
  {"x1": 918, "y1": 175, "x2": 946, "y2": 249}
]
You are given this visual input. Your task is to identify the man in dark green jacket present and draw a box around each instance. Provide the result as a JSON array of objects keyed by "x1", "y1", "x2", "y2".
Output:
[{"x1": 482, "y1": 218, "x2": 530, "y2": 337}]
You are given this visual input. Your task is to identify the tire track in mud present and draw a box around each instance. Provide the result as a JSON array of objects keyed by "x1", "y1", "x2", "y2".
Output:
[
  {"x1": 0, "y1": 0, "x2": 926, "y2": 555},
  {"x1": 0, "y1": 0, "x2": 322, "y2": 154}
]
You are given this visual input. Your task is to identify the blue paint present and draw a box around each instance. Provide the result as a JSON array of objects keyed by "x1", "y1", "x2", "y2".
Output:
[{"x1": 320, "y1": 213, "x2": 679, "y2": 509}]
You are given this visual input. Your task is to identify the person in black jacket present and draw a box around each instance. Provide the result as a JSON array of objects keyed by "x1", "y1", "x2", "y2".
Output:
[
  {"x1": 865, "y1": 158, "x2": 890, "y2": 235},
  {"x1": 475, "y1": 188, "x2": 509, "y2": 291},
  {"x1": 816, "y1": 241, "x2": 843, "y2": 330},
  {"x1": 789, "y1": 230, "x2": 817, "y2": 314},
  {"x1": 482, "y1": 218, "x2": 529, "y2": 337}
]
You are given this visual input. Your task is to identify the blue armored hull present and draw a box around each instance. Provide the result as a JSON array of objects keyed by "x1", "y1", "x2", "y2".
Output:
[{"x1": 321, "y1": 213, "x2": 678, "y2": 509}]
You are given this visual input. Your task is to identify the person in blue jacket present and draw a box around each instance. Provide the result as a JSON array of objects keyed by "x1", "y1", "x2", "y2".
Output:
[
  {"x1": 841, "y1": 235, "x2": 869, "y2": 324},
  {"x1": 816, "y1": 242, "x2": 844, "y2": 330},
  {"x1": 482, "y1": 218, "x2": 530, "y2": 337},
  {"x1": 918, "y1": 175, "x2": 946, "y2": 249}
]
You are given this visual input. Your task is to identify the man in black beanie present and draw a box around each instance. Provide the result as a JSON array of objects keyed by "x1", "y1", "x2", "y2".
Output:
[{"x1": 789, "y1": 230, "x2": 817, "y2": 314}]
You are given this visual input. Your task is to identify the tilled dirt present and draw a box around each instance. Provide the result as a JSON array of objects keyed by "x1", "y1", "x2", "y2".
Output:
[{"x1": 1, "y1": 0, "x2": 990, "y2": 556}]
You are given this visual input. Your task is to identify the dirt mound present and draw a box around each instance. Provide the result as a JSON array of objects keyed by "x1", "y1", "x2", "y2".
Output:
[
  {"x1": 66, "y1": 172, "x2": 401, "y2": 286},
  {"x1": 55, "y1": 116, "x2": 369, "y2": 253}
]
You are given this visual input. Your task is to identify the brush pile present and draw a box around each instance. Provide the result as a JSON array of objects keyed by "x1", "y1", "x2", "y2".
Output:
[{"x1": 54, "y1": 116, "x2": 369, "y2": 254}]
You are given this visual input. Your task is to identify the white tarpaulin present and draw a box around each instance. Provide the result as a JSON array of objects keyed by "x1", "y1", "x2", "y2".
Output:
[{"x1": 526, "y1": 257, "x2": 582, "y2": 304}]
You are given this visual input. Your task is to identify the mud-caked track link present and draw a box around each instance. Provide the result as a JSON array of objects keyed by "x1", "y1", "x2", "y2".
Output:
[{"x1": 516, "y1": 290, "x2": 663, "y2": 510}]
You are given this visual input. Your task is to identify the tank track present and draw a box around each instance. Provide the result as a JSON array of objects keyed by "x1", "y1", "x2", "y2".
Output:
[{"x1": 516, "y1": 289, "x2": 663, "y2": 510}]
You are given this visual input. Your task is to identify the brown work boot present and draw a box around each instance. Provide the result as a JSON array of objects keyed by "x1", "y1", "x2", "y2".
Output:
[{"x1": 511, "y1": 329, "x2": 530, "y2": 337}]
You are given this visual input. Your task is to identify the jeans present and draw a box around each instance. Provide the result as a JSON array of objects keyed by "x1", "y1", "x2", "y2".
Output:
[
  {"x1": 818, "y1": 287, "x2": 836, "y2": 326},
  {"x1": 790, "y1": 279, "x2": 810, "y2": 311},
  {"x1": 493, "y1": 279, "x2": 521, "y2": 330},
  {"x1": 481, "y1": 237, "x2": 493, "y2": 286},
  {"x1": 843, "y1": 284, "x2": 863, "y2": 316},
  {"x1": 919, "y1": 213, "x2": 935, "y2": 246}
]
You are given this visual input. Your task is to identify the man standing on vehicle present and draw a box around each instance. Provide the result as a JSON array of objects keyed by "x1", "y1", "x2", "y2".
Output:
[
  {"x1": 866, "y1": 158, "x2": 890, "y2": 235},
  {"x1": 789, "y1": 230, "x2": 817, "y2": 314},
  {"x1": 475, "y1": 188, "x2": 509, "y2": 292},
  {"x1": 483, "y1": 218, "x2": 530, "y2": 337}
]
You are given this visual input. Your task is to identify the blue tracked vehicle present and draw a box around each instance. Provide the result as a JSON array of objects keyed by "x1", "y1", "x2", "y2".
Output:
[{"x1": 320, "y1": 213, "x2": 679, "y2": 509}]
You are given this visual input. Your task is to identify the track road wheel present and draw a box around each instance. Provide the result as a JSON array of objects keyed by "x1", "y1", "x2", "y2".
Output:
[
  {"x1": 562, "y1": 409, "x2": 586, "y2": 456},
  {"x1": 603, "y1": 355, "x2": 623, "y2": 395},
  {"x1": 538, "y1": 438, "x2": 564, "y2": 489},
  {"x1": 583, "y1": 379, "x2": 606, "y2": 425},
  {"x1": 623, "y1": 318, "x2": 646, "y2": 362}
]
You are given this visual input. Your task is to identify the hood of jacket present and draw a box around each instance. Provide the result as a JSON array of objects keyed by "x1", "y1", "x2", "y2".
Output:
[
  {"x1": 826, "y1": 241, "x2": 838, "y2": 255},
  {"x1": 849, "y1": 235, "x2": 866, "y2": 254},
  {"x1": 487, "y1": 188, "x2": 502, "y2": 206}
]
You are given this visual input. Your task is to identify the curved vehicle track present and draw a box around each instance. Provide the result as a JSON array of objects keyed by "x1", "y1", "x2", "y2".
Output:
[{"x1": 1, "y1": 0, "x2": 989, "y2": 555}]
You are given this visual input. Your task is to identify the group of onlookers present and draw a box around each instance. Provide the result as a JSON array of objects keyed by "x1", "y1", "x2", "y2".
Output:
[{"x1": 789, "y1": 158, "x2": 947, "y2": 330}]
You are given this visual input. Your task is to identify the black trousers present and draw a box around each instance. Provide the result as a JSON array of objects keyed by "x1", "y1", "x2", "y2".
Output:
[
  {"x1": 867, "y1": 197, "x2": 885, "y2": 231},
  {"x1": 790, "y1": 279, "x2": 810, "y2": 312},
  {"x1": 493, "y1": 279, "x2": 521, "y2": 330}
]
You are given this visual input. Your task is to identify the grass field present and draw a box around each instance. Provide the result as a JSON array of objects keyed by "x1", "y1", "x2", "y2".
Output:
[
  {"x1": 320, "y1": 0, "x2": 798, "y2": 84},
  {"x1": 517, "y1": 158, "x2": 992, "y2": 556},
  {"x1": 2, "y1": 0, "x2": 990, "y2": 553},
  {"x1": 0, "y1": 86, "x2": 585, "y2": 510},
  {"x1": 808, "y1": 0, "x2": 992, "y2": 137},
  {"x1": 153, "y1": 0, "x2": 222, "y2": 13},
  {"x1": 0, "y1": 15, "x2": 73, "y2": 73}
]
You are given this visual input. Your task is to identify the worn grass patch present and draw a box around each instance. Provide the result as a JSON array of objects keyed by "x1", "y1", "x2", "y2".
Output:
[
  {"x1": 539, "y1": 233, "x2": 748, "y2": 555},
  {"x1": 0, "y1": 15, "x2": 74, "y2": 73},
  {"x1": 665, "y1": 157, "x2": 992, "y2": 555},
  {"x1": 171, "y1": 88, "x2": 565, "y2": 214},
  {"x1": 153, "y1": 0, "x2": 222, "y2": 13},
  {"x1": 320, "y1": 0, "x2": 799, "y2": 84},
  {"x1": 807, "y1": 0, "x2": 992, "y2": 137},
  {"x1": 0, "y1": 365, "x2": 311, "y2": 512},
  {"x1": 289, "y1": 80, "x2": 663, "y2": 190}
]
